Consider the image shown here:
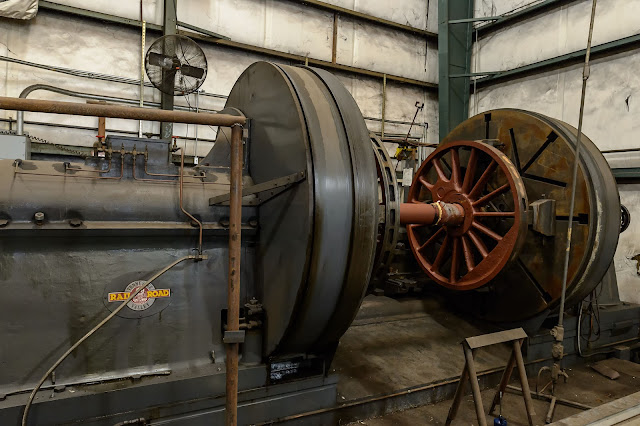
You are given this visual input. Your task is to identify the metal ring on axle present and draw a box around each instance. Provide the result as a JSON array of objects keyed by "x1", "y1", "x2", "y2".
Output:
[{"x1": 405, "y1": 140, "x2": 528, "y2": 291}]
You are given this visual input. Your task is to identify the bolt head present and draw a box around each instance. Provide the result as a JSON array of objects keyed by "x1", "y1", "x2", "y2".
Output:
[{"x1": 34, "y1": 212, "x2": 45, "y2": 223}]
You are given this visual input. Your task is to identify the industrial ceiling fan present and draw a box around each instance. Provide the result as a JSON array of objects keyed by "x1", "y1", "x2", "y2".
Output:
[{"x1": 145, "y1": 34, "x2": 208, "y2": 96}]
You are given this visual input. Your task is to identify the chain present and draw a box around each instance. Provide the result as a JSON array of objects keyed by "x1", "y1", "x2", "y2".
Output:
[{"x1": 0, "y1": 129, "x2": 90, "y2": 158}]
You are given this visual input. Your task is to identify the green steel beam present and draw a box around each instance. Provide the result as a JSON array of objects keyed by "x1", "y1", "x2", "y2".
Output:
[
  {"x1": 473, "y1": 33, "x2": 640, "y2": 91},
  {"x1": 438, "y1": 0, "x2": 474, "y2": 141},
  {"x1": 449, "y1": 17, "x2": 500, "y2": 24},
  {"x1": 475, "y1": 0, "x2": 579, "y2": 39},
  {"x1": 612, "y1": 168, "x2": 640, "y2": 180}
]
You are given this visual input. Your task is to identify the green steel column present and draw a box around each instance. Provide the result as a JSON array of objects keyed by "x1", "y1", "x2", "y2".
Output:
[
  {"x1": 438, "y1": 0, "x2": 474, "y2": 141},
  {"x1": 160, "y1": 0, "x2": 177, "y2": 139}
]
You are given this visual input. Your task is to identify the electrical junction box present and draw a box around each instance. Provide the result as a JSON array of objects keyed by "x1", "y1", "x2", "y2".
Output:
[{"x1": 0, "y1": 134, "x2": 31, "y2": 160}]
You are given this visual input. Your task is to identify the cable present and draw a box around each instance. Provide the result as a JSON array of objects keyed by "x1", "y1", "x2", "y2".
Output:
[{"x1": 21, "y1": 254, "x2": 201, "y2": 426}]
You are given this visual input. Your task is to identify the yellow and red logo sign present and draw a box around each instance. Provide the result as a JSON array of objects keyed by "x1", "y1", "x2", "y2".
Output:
[{"x1": 108, "y1": 281, "x2": 170, "y2": 311}]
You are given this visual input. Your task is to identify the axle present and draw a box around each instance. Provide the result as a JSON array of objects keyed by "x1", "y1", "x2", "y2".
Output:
[{"x1": 399, "y1": 202, "x2": 465, "y2": 227}]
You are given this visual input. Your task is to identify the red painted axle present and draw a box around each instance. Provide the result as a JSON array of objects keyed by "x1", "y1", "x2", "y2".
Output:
[{"x1": 400, "y1": 202, "x2": 465, "y2": 227}]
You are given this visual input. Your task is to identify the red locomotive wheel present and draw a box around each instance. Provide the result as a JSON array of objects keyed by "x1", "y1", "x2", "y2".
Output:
[{"x1": 406, "y1": 140, "x2": 528, "y2": 290}]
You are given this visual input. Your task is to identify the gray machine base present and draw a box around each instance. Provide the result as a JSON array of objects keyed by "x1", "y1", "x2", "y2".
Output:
[{"x1": 0, "y1": 364, "x2": 337, "y2": 425}]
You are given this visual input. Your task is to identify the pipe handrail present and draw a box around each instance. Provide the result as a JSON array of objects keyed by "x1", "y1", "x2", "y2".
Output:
[{"x1": 0, "y1": 96, "x2": 246, "y2": 129}]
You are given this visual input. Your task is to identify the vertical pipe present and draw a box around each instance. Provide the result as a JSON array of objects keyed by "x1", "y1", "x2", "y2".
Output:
[
  {"x1": 139, "y1": 18, "x2": 146, "y2": 138},
  {"x1": 226, "y1": 124, "x2": 243, "y2": 426},
  {"x1": 558, "y1": 0, "x2": 598, "y2": 328},
  {"x1": 98, "y1": 116, "x2": 106, "y2": 141},
  {"x1": 194, "y1": 90, "x2": 199, "y2": 164},
  {"x1": 381, "y1": 74, "x2": 387, "y2": 139},
  {"x1": 160, "y1": 0, "x2": 177, "y2": 139},
  {"x1": 332, "y1": 13, "x2": 338, "y2": 64}
]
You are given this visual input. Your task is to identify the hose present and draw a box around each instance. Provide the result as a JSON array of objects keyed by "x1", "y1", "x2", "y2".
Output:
[{"x1": 21, "y1": 254, "x2": 202, "y2": 426}]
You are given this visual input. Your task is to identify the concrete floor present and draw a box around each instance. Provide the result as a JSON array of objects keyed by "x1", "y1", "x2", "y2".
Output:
[
  {"x1": 333, "y1": 295, "x2": 510, "y2": 402},
  {"x1": 346, "y1": 360, "x2": 640, "y2": 425},
  {"x1": 333, "y1": 295, "x2": 640, "y2": 426}
]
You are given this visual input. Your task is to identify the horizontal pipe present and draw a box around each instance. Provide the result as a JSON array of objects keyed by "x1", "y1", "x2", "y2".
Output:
[
  {"x1": 15, "y1": 84, "x2": 218, "y2": 136},
  {"x1": 364, "y1": 116, "x2": 429, "y2": 128},
  {"x1": 0, "y1": 97, "x2": 246, "y2": 127},
  {"x1": 0, "y1": 118, "x2": 219, "y2": 147}
]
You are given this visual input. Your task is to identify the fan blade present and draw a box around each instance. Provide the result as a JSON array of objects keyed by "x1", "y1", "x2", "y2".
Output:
[
  {"x1": 179, "y1": 64, "x2": 206, "y2": 79},
  {"x1": 148, "y1": 52, "x2": 174, "y2": 70}
]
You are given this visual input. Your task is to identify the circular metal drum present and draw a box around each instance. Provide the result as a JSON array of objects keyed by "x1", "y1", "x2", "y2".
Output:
[
  {"x1": 215, "y1": 62, "x2": 378, "y2": 355},
  {"x1": 438, "y1": 109, "x2": 620, "y2": 322},
  {"x1": 371, "y1": 134, "x2": 400, "y2": 282}
]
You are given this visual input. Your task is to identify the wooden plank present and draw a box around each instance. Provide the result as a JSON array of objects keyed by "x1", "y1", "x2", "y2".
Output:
[{"x1": 465, "y1": 328, "x2": 528, "y2": 349}]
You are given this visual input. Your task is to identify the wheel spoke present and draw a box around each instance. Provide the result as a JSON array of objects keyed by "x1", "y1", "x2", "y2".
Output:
[
  {"x1": 419, "y1": 176, "x2": 434, "y2": 191},
  {"x1": 474, "y1": 211, "x2": 515, "y2": 218},
  {"x1": 462, "y1": 148, "x2": 479, "y2": 194},
  {"x1": 419, "y1": 227, "x2": 445, "y2": 252},
  {"x1": 472, "y1": 183, "x2": 510, "y2": 207},
  {"x1": 472, "y1": 220, "x2": 503, "y2": 241},
  {"x1": 468, "y1": 160, "x2": 498, "y2": 200},
  {"x1": 468, "y1": 230, "x2": 489, "y2": 258},
  {"x1": 461, "y1": 236, "x2": 475, "y2": 272},
  {"x1": 450, "y1": 237, "x2": 460, "y2": 283},
  {"x1": 431, "y1": 235, "x2": 450, "y2": 272},
  {"x1": 432, "y1": 157, "x2": 448, "y2": 181},
  {"x1": 450, "y1": 148, "x2": 461, "y2": 188}
]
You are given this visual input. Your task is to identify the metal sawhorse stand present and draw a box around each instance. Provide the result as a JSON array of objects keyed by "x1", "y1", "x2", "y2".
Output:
[{"x1": 446, "y1": 328, "x2": 536, "y2": 426}]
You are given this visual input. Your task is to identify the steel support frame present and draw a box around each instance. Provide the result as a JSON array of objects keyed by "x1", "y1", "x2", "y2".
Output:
[
  {"x1": 285, "y1": 0, "x2": 437, "y2": 41},
  {"x1": 438, "y1": 0, "x2": 474, "y2": 141},
  {"x1": 474, "y1": 0, "x2": 579, "y2": 39},
  {"x1": 37, "y1": 1, "x2": 435, "y2": 91},
  {"x1": 160, "y1": 0, "x2": 177, "y2": 139},
  {"x1": 474, "y1": 33, "x2": 640, "y2": 91}
]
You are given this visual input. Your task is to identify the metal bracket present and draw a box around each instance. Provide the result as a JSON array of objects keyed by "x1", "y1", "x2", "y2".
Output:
[
  {"x1": 223, "y1": 330, "x2": 246, "y2": 344},
  {"x1": 209, "y1": 171, "x2": 306, "y2": 206},
  {"x1": 529, "y1": 199, "x2": 556, "y2": 236}
]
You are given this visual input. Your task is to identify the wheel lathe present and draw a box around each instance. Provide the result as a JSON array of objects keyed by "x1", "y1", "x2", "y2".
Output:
[
  {"x1": 394, "y1": 110, "x2": 621, "y2": 322},
  {"x1": 0, "y1": 62, "x2": 622, "y2": 424}
]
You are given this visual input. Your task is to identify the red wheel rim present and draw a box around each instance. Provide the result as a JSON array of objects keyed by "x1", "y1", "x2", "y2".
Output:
[{"x1": 406, "y1": 140, "x2": 528, "y2": 290}]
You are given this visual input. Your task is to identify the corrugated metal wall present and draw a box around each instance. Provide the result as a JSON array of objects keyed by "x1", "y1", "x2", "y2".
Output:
[
  {"x1": 470, "y1": 0, "x2": 640, "y2": 303},
  {"x1": 0, "y1": 0, "x2": 438, "y2": 156}
]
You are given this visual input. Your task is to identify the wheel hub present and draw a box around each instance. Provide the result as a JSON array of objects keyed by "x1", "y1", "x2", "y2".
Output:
[{"x1": 401, "y1": 140, "x2": 528, "y2": 291}]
